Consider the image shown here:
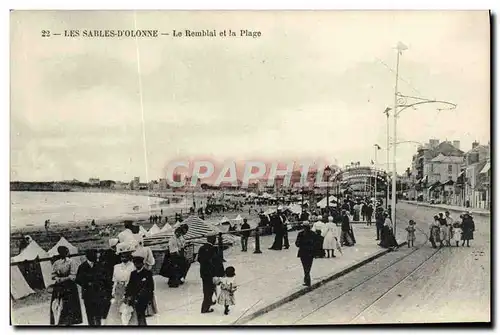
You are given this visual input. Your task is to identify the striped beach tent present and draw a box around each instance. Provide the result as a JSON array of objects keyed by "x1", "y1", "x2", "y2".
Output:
[
  {"x1": 11, "y1": 239, "x2": 54, "y2": 299},
  {"x1": 145, "y1": 216, "x2": 236, "y2": 247}
]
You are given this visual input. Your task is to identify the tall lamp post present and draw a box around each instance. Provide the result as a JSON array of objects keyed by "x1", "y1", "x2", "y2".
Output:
[
  {"x1": 301, "y1": 186, "x2": 305, "y2": 217},
  {"x1": 390, "y1": 43, "x2": 407, "y2": 234},
  {"x1": 387, "y1": 42, "x2": 456, "y2": 236},
  {"x1": 383, "y1": 107, "x2": 391, "y2": 210},
  {"x1": 324, "y1": 166, "x2": 332, "y2": 214},
  {"x1": 374, "y1": 144, "x2": 381, "y2": 202}
]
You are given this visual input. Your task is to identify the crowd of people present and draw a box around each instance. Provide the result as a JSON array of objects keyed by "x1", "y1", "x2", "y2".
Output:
[{"x1": 44, "y1": 193, "x2": 478, "y2": 326}]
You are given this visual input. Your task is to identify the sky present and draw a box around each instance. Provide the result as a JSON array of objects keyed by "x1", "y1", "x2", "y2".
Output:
[{"x1": 10, "y1": 10, "x2": 490, "y2": 182}]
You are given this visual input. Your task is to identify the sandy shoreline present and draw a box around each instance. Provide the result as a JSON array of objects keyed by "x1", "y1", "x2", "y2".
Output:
[{"x1": 10, "y1": 195, "x2": 264, "y2": 256}]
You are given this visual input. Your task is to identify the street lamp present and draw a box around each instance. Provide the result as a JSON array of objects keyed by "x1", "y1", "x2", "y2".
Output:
[
  {"x1": 388, "y1": 42, "x2": 456, "y2": 236},
  {"x1": 324, "y1": 166, "x2": 332, "y2": 214},
  {"x1": 374, "y1": 144, "x2": 381, "y2": 202},
  {"x1": 301, "y1": 186, "x2": 305, "y2": 217}
]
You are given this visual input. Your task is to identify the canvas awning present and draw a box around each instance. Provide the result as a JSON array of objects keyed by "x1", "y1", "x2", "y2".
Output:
[{"x1": 480, "y1": 162, "x2": 490, "y2": 174}]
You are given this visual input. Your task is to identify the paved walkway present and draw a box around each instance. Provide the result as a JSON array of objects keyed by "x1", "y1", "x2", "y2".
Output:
[
  {"x1": 401, "y1": 201, "x2": 490, "y2": 217},
  {"x1": 12, "y1": 225, "x2": 406, "y2": 326}
]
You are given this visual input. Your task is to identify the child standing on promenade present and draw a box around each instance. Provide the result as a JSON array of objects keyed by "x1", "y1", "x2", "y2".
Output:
[
  {"x1": 452, "y1": 221, "x2": 463, "y2": 247},
  {"x1": 405, "y1": 220, "x2": 416, "y2": 248},
  {"x1": 214, "y1": 266, "x2": 237, "y2": 315}
]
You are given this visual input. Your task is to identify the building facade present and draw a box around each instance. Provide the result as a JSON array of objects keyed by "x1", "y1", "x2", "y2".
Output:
[
  {"x1": 459, "y1": 141, "x2": 491, "y2": 209},
  {"x1": 409, "y1": 139, "x2": 464, "y2": 202}
]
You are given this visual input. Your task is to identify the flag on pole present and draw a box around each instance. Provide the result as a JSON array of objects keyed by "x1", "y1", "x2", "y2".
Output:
[
  {"x1": 375, "y1": 144, "x2": 381, "y2": 150},
  {"x1": 371, "y1": 160, "x2": 374, "y2": 165}
]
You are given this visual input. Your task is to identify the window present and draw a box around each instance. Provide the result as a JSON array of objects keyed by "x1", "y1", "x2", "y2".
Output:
[
  {"x1": 448, "y1": 165, "x2": 453, "y2": 174},
  {"x1": 429, "y1": 164, "x2": 433, "y2": 173}
]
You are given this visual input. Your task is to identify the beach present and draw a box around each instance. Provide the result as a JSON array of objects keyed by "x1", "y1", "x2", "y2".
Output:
[{"x1": 10, "y1": 190, "x2": 265, "y2": 255}]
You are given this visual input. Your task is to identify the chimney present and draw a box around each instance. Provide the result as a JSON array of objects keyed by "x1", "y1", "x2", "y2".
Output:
[
  {"x1": 472, "y1": 141, "x2": 480, "y2": 149},
  {"x1": 429, "y1": 139, "x2": 439, "y2": 149},
  {"x1": 452, "y1": 140, "x2": 460, "y2": 150}
]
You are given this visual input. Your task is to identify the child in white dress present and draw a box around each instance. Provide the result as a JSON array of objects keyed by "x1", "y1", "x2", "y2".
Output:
[
  {"x1": 452, "y1": 221, "x2": 462, "y2": 247},
  {"x1": 214, "y1": 266, "x2": 237, "y2": 315}
]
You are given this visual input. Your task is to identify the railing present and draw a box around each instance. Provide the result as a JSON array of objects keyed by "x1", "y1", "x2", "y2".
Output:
[{"x1": 9, "y1": 226, "x2": 274, "y2": 267}]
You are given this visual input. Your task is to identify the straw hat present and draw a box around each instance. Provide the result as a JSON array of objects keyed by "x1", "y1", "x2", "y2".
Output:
[
  {"x1": 108, "y1": 238, "x2": 119, "y2": 248},
  {"x1": 328, "y1": 216, "x2": 334, "y2": 222},
  {"x1": 116, "y1": 240, "x2": 138, "y2": 254},
  {"x1": 317, "y1": 215, "x2": 323, "y2": 220}
]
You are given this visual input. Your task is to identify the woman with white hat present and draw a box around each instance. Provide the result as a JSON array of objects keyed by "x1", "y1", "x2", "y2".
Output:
[
  {"x1": 106, "y1": 241, "x2": 138, "y2": 325},
  {"x1": 322, "y1": 216, "x2": 339, "y2": 258}
]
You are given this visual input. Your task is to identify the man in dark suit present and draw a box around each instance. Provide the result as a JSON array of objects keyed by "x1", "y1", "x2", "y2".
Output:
[
  {"x1": 295, "y1": 221, "x2": 317, "y2": 287},
  {"x1": 240, "y1": 218, "x2": 251, "y2": 252},
  {"x1": 197, "y1": 235, "x2": 224, "y2": 313},
  {"x1": 76, "y1": 249, "x2": 107, "y2": 326},
  {"x1": 125, "y1": 256, "x2": 155, "y2": 326}
]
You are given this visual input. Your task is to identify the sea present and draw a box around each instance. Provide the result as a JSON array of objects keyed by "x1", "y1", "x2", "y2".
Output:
[{"x1": 10, "y1": 191, "x2": 191, "y2": 229}]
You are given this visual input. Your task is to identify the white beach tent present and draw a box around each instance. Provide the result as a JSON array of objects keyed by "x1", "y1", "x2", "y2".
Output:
[
  {"x1": 234, "y1": 214, "x2": 243, "y2": 221},
  {"x1": 48, "y1": 237, "x2": 79, "y2": 257},
  {"x1": 160, "y1": 223, "x2": 173, "y2": 234},
  {"x1": 147, "y1": 224, "x2": 161, "y2": 236},
  {"x1": 11, "y1": 265, "x2": 35, "y2": 299},
  {"x1": 11, "y1": 240, "x2": 54, "y2": 289},
  {"x1": 139, "y1": 225, "x2": 148, "y2": 236}
]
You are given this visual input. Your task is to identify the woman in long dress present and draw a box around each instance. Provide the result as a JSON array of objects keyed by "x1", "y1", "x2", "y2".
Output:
[
  {"x1": 429, "y1": 215, "x2": 441, "y2": 248},
  {"x1": 179, "y1": 224, "x2": 191, "y2": 281},
  {"x1": 312, "y1": 215, "x2": 326, "y2": 258},
  {"x1": 106, "y1": 242, "x2": 138, "y2": 326},
  {"x1": 460, "y1": 212, "x2": 475, "y2": 247},
  {"x1": 160, "y1": 228, "x2": 186, "y2": 287},
  {"x1": 438, "y1": 213, "x2": 450, "y2": 247},
  {"x1": 133, "y1": 236, "x2": 158, "y2": 316},
  {"x1": 379, "y1": 213, "x2": 398, "y2": 250},
  {"x1": 49, "y1": 246, "x2": 82, "y2": 325},
  {"x1": 322, "y1": 216, "x2": 339, "y2": 258}
]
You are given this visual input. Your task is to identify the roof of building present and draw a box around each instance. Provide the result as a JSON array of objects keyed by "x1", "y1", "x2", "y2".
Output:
[
  {"x1": 465, "y1": 144, "x2": 490, "y2": 155},
  {"x1": 422, "y1": 141, "x2": 464, "y2": 161},
  {"x1": 430, "y1": 153, "x2": 464, "y2": 163}
]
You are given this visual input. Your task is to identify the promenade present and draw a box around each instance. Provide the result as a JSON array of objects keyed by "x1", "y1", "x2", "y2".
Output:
[
  {"x1": 400, "y1": 200, "x2": 490, "y2": 217},
  {"x1": 12, "y1": 223, "x2": 406, "y2": 326}
]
